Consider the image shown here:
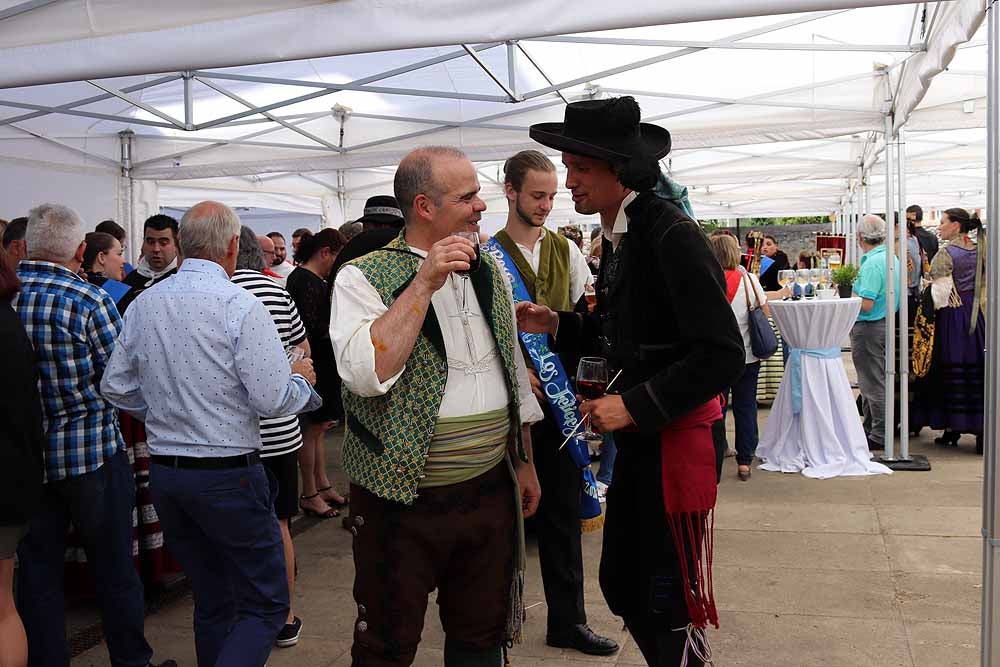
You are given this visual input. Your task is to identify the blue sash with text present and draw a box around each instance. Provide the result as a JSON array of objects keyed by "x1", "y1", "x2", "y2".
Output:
[{"x1": 483, "y1": 238, "x2": 603, "y2": 527}]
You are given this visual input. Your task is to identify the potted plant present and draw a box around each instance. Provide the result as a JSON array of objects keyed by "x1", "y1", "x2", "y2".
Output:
[{"x1": 832, "y1": 264, "x2": 859, "y2": 298}]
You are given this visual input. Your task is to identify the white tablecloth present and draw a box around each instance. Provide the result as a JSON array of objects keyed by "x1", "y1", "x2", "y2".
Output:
[{"x1": 756, "y1": 297, "x2": 892, "y2": 478}]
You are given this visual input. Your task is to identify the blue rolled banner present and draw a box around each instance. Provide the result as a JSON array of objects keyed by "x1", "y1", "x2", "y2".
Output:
[{"x1": 483, "y1": 238, "x2": 603, "y2": 529}]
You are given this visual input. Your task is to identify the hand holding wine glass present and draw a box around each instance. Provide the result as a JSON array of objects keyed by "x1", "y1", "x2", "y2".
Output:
[
  {"x1": 414, "y1": 235, "x2": 477, "y2": 293},
  {"x1": 576, "y1": 357, "x2": 608, "y2": 439}
]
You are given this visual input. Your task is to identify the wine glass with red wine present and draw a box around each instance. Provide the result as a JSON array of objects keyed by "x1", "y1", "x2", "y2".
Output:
[
  {"x1": 454, "y1": 231, "x2": 480, "y2": 316},
  {"x1": 576, "y1": 356, "x2": 608, "y2": 440}
]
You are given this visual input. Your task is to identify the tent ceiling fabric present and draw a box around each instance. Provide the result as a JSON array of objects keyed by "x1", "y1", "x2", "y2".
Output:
[
  {"x1": 0, "y1": 0, "x2": 988, "y2": 222},
  {"x1": 0, "y1": 0, "x2": 919, "y2": 88}
]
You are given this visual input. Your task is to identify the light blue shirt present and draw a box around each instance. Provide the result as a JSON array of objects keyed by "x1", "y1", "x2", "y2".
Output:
[
  {"x1": 854, "y1": 244, "x2": 901, "y2": 322},
  {"x1": 102, "y1": 259, "x2": 321, "y2": 457}
]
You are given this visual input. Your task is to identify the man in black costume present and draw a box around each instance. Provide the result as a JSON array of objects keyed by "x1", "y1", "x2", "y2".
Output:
[{"x1": 517, "y1": 97, "x2": 744, "y2": 667}]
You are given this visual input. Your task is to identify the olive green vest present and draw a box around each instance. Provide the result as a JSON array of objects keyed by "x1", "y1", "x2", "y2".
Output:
[
  {"x1": 493, "y1": 229, "x2": 573, "y2": 311},
  {"x1": 341, "y1": 231, "x2": 526, "y2": 504}
]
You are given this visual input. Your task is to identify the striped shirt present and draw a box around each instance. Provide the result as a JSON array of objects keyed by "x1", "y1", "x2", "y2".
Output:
[
  {"x1": 231, "y1": 269, "x2": 307, "y2": 456},
  {"x1": 15, "y1": 260, "x2": 124, "y2": 481}
]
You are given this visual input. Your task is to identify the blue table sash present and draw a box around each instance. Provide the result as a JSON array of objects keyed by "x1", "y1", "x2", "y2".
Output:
[{"x1": 788, "y1": 347, "x2": 841, "y2": 415}]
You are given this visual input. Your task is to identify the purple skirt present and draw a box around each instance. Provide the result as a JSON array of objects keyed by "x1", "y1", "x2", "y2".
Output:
[{"x1": 910, "y1": 290, "x2": 985, "y2": 433}]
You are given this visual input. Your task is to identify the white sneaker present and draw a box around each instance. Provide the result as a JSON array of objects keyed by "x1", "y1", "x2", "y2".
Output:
[{"x1": 596, "y1": 481, "x2": 609, "y2": 503}]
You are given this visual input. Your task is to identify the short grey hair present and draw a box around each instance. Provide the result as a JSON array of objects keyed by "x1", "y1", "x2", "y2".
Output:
[
  {"x1": 236, "y1": 225, "x2": 265, "y2": 272},
  {"x1": 858, "y1": 214, "x2": 887, "y2": 244},
  {"x1": 339, "y1": 220, "x2": 363, "y2": 240},
  {"x1": 179, "y1": 201, "x2": 241, "y2": 260},
  {"x1": 394, "y1": 146, "x2": 468, "y2": 222},
  {"x1": 26, "y1": 203, "x2": 85, "y2": 262}
]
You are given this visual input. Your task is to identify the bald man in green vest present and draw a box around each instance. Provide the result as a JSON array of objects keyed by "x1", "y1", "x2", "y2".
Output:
[{"x1": 492, "y1": 150, "x2": 618, "y2": 656}]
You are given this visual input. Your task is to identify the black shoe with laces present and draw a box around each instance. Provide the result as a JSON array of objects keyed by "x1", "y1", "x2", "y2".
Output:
[
  {"x1": 546, "y1": 624, "x2": 619, "y2": 656},
  {"x1": 276, "y1": 616, "x2": 303, "y2": 648}
]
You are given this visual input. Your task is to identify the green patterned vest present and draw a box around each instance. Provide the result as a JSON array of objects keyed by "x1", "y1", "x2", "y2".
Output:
[{"x1": 341, "y1": 231, "x2": 526, "y2": 504}]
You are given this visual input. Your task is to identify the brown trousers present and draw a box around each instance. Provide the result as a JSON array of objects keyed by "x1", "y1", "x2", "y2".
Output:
[{"x1": 347, "y1": 463, "x2": 515, "y2": 667}]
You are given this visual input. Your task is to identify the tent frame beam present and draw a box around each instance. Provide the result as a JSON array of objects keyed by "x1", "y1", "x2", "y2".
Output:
[
  {"x1": 85, "y1": 79, "x2": 187, "y2": 129},
  {"x1": 0, "y1": 0, "x2": 61, "y2": 22},
  {"x1": 602, "y1": 87, "x2": 877, "y2": 114},
  {"x1": 194, "y1": 76, "x2": 344, "y2": 152},
  {"x1": 192, "y1": 69, "x2": 512, "y2": 104},
  {"x1": 521, "y1": 9, "x2": 848, "y2": 101},
  {"x1": 527, "y1": 35, "x2": 924, "y2": 53},
  {"x1": 0, "y1": 74, "x2": 181, "y2": 128},
  {"x1": 461, "y1": 44, "x2": 518, "y2": 101}
]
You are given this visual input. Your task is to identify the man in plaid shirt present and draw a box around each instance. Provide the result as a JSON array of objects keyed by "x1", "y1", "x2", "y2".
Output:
[{"x1": 14, "y1": 204, "x2": 172, "y2": 667}]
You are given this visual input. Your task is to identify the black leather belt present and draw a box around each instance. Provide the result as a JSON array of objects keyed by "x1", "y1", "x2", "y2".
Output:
[{"x1": 151, "y1": 452, "x2": 260, "y2": 469}]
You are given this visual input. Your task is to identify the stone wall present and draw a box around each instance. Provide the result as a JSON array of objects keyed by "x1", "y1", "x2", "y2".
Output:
[{"x1": 732, "y1": 223, "x2": 839, "y2": 266}]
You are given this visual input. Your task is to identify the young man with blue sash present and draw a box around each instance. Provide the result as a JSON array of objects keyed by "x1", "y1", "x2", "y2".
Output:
[
  {"x1": 484, "y1": 150, "x2": 618, "y2": 656},
  {"x1": 517, "y1": 98, "x2": 745, "y2": 667},
  {"x1": 330, "y1": 146, "x2": 544, "y2": 667}
]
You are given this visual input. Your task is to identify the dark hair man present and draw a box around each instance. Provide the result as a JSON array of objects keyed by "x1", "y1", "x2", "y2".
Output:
[
  {"x1": 122, "y1": 214, "x2": 179, "y2": 297},
  {"x1": 329, "y1": 195, "x2": 406, "y2": 280},
  {"x1": 492, "y1": 149, "x2": 616, "y2": 656},
  {"x1": 517, "y1": 97, "x2": 744, "y2": 666},
  {"x1": 290, "y1": 228, "x2": 313, "y2": 257},
  {"x1": 2, "y1": 217, "x2": 28, "y2": 271},
  {"x1": 906, "y1": 204, "x2": 939, "y2": 263},
  {"x1": 331, "y1": 147, "x2": 543, "y2": 666}
]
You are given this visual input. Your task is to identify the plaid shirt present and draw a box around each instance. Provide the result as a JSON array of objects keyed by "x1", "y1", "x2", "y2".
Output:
[{"x1": 15, "y1": 260, "x2": 124, "y2": 482}]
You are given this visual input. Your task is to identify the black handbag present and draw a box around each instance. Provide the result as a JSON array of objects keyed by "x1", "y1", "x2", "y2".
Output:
[{"x1": 742, "y1": 269, "x2": 779, "y2": 359}]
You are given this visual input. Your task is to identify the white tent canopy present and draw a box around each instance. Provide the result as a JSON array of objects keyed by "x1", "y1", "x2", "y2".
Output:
[{"x1": 0, "y1": 1, "x2": 986, "y2": 240}]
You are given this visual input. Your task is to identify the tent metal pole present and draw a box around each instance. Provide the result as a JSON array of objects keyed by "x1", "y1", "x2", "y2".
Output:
[
  {"x1": 183, "y1": 72, "x2": 194, "y2": 130},
  {"x1": 118, "y1": 130, "x2": 137, "y2": 264},
  {"x1": 897, "y1": 127, "x2": 910, "y2": 460},
  {"x1": 506, "y1": 42, "x2": 517, "y2": 96},
  {"x1": 0, "y1": 98, "x2": 175, "y2": 128},
  {"x1": 882, "y1": 113, "x2": 897, "y2": 461},
  {"x1": 982, "y1": 2, "x2": 999, "y2": 664}
]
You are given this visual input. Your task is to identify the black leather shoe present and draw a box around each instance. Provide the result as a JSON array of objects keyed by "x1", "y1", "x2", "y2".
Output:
[{"x1": 546, "y1": 624, "x2": 619, "y2": 656}]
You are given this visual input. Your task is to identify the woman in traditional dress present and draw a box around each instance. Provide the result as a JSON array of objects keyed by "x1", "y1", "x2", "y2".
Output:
[{"x1": 910, "y1": 208, "x2": 985, "y2": 454}]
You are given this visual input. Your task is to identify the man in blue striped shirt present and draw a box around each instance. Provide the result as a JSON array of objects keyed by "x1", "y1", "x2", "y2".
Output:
[{"x1": 15, "y1": 203, "x2": 171, "y2": 667}]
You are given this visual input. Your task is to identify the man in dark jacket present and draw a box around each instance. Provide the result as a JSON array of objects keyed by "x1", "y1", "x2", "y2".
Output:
[
  {"x1": 517, "y1": 97, "x2": 744, "y2": 667},
  {"x1": 906, "y1": 204, "x2": 939, "y2": 264}
]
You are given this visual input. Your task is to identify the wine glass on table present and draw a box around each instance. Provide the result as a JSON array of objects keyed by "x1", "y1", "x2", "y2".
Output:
[
  {"x1": 576, "y1": 357, "x2": 608, "y2": 440},
  {"x1": 453, "y1": 231, "x2": 481, "y2": 316},
  {"x1": 795, "y1": 269, "x2": 810, "y2": 300},
  {"x1": 808, "y1": 268, "x2": 822, "y2": 297},
  {"x1": 777, "y1": 269, "x2": 795, "y2": 300}
]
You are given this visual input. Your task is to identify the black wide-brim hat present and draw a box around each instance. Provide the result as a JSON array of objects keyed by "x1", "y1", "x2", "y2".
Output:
[
  {"x1": 529, "y1": 96, "x2": 671, "y2": 162},
  {"x1": 356, "y1": 195, "x2": 404, "y2": 228}
]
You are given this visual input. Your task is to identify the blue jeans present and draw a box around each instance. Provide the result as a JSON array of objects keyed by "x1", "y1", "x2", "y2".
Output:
[
  {"x1": 150, "y1": 461, "x2": 288, "y2": 667},
  {"x1": 597, "y1": 434, "x2": 617, "y2": 485},
  {"x1": 724, "y1": 362, "x2": 762, "y2": 466},
  {"x1": 16, "y1": 449, "x2": 152, "y2": 667}
]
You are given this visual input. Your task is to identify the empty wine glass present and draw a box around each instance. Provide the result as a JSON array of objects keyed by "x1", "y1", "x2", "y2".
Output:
[
  {"x1": 454, "y1": 231, "x2": 481, "y2": 316},
  {"x1": 778, "y1": 269, "x2": 795, "y2": 300}
]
